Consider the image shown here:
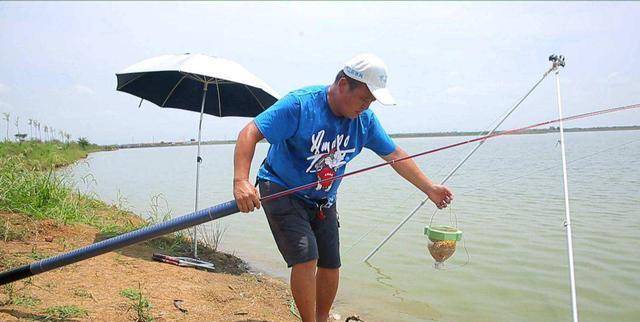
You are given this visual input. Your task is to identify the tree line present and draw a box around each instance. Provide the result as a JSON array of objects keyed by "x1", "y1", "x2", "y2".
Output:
[{"x1": 2, "y1": 111, "x2": 74, "y2": 143}]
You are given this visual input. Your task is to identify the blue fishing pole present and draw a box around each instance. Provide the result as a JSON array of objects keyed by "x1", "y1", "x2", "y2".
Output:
[{"x1": 0, "y1": 201, "x2": 239, "y2": 285}]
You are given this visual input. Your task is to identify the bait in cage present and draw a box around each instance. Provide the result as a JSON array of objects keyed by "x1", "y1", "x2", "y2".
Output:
[{"x1": 424, "y1": 225, "x2": 462, "y2": 269}]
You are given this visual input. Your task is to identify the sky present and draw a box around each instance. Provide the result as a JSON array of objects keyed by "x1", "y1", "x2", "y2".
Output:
[{"x1": 0, "y1": 1, "x2": 638, "y2": 145}]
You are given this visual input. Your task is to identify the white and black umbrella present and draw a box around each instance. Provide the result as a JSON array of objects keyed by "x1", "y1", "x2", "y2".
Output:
[
  {"x1": 116, "y1": 53, "x2": 279, "y2": 117},
  {"x1": 116, "y1": 53, "x2": 280, "y2": 257}
]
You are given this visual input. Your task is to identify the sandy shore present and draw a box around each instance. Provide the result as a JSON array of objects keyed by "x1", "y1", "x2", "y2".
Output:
[{"x1": 0, "y1": 212, "x2": 296, "y2": 321}]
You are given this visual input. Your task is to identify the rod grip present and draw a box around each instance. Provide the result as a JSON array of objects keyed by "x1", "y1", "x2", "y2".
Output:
[{"x1": 0, "y1": 264, "x2": 32, "y2": 285}]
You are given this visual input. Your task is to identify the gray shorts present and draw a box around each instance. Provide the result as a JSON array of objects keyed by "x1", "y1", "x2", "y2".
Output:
[{"x1": 259, "y1": 180, "x2": 341, "y2": 269}]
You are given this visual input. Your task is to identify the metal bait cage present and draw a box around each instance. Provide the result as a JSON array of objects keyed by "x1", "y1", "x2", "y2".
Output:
[{"x1": 424, "y1": 225, "x2": 462, "y2": 269}]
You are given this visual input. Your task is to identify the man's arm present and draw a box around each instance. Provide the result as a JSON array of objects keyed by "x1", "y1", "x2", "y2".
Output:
[
  {"x1": 382, "y1": 147, "x2": 453, "y2": 209},
  {"x1": 233, "y1": 121, "x2": 264, "y2": 213}
]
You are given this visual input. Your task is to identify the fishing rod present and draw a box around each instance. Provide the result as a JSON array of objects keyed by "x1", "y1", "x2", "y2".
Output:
[
  {"x1": 1, "y1": 103, "x2": 638, "y2": 285},
  {"x1": 260, "y1": 103, "x2": 640, "y2": 203}
]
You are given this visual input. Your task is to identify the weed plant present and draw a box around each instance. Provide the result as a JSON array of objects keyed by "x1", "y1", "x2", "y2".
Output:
[
  {"x1": 120, "y1": 283, "x2": 154, "y2": 322},
  {"x1": 43, "y1": 305, "x2": 88, "y2": 320}
]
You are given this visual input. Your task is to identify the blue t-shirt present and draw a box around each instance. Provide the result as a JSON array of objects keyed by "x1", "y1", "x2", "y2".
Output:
[{"x1": 254, "y1": 85, "x2": 396, "y2": 205}]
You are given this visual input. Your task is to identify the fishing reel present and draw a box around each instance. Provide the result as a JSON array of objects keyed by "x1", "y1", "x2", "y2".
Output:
[{"x1": 549, "y1": 54, "x2": 566, "y2": 68}]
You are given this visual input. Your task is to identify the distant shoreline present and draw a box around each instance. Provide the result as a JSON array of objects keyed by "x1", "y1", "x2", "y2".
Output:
[{"x1": 114, "y1": 125, "x2": 640, "y2": 149}]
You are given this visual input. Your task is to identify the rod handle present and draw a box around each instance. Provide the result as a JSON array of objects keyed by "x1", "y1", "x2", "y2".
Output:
[{"x1": 0, "y1": 264, "x2": 32, "y2": 285}]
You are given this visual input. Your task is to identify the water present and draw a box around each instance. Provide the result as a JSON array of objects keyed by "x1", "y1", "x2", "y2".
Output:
[{"x1": 67, "y1": 130, "x2": 640, "y2": 321}]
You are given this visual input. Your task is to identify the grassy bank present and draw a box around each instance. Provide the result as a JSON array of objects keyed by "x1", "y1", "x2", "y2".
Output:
[
  {"x1": 0, "y1": 141, "x2": 135, "y2": 230},
  {"x1": 0, "y1": 140, "x2": 104, "y2": 170},
  {"x1": 0, "y1": 141, "x2": 294, "y2": 321},
  {"x1": 0, "y1": 140, "x2": 238, "y2": 262}
]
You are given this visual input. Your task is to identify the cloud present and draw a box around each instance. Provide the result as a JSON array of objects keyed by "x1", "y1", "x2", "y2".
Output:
[
  {"x1": 72, "y1": 84, "x2": 95, "y2": 95},
  {"x1": 0, "y1": 83, "x2": 9, "y2": 94},
  {"x1": 606, "y1": 72, "x2": 620, "y2": 81},
  {"x1": 445, "y1": 86, "x2": 465, "y2": 96}
]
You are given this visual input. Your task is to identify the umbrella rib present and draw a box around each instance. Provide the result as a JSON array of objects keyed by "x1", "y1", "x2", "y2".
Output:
[
  {"x1": 181, "y1": 72, "x2": 235, "y2": 85},
  {"x1": 244, "y1": 85, "x2": 266, "y2": 110},
  {"x1": 162, "y1": 75, "x2": 187, "y2": 107},
  {"x1": 182, "y1": 72, "x2": 206, "y2": 83},
  {"x1": 116, "y1": 73, "x2": 146, "y2": 90},
  {"x1": 204, "y1": 76, "x2": 234, "y2": 85}
]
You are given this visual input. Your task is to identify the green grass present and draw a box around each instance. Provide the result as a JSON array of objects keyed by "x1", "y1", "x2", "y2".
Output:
[
  {"x1": 120, "y1": 285, "x2": 154, "y2": 322},
  {"x1": 0, "y1": 151, "x2": 143, "y2": 230},
  {"x1": 43, "y1": 305, "x2": 88, "y2": 320},
  {"x1": 13, "y1": 294, "x2": 41, "y2": 307},
  {"x1": 0, "y1": 140, "x2": 198, "y2": 260},
  {"x1": 1, "y1": 155, "x2": 98, "y2": 225},
  {"x1": 28, "y1": 247, "x2": 48, "y2": 260},
  {"x1": 72, "y1": 288, "x2": 93, "y2": 299},
  {"x1": 1, "y1": 284, "x2": 41, "y2": 307},
  {"x1": 0, "y1": 140, "x2": 102, "y2": 171}
]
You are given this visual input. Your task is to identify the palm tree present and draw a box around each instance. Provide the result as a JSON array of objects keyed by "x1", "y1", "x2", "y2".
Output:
[
  {"x1": 33, "y1": 121, "x2": 39, "y2": 141},
  {"x1": 36, "y1": 121, "x2": 41, "y2": 141},
  {"x1": 2, "y1": 112, "x2": 9, "y2": 141},
  {"x1": 28, "y1": 119, "x2": 33, "y2": 140},
  {"x1": 14, "y1": 116, "x2": 20, "y2": 140}
]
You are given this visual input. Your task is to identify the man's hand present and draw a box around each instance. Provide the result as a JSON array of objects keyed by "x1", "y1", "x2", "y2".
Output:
[
  {"x1": 233, "y1": 121, "x2": 264, "y2": 213},
  {"x1": 233, "y1": 179, "x2": 261, "y2": 213},
  {"x1": 426, "y1": 184, "x2": 454, "y2": 209}
]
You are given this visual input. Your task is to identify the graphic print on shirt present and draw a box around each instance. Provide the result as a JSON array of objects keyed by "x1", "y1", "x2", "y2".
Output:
[{"x1": 306, "y1": 130, "x2": 355, "y2": 191}]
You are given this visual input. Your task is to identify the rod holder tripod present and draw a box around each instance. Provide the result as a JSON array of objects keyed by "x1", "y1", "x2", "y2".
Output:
[{"x1": 549, "y1": 54, "x2": 566, "y2": 68}]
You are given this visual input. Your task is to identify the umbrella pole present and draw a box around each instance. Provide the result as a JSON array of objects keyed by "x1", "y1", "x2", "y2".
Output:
[{"x1": 192, "y1": 83, "x2": 208, "y2": 258}]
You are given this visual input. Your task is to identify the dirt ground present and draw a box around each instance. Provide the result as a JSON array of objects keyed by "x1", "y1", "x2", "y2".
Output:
[{"x1": 0, "y1": 212, "x2": 297, "y2": 321}]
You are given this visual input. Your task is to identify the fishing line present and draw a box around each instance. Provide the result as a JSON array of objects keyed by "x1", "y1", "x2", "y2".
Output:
[
  {"x1": 345, "y1": 113, "x2": 640, "y2": 256},
  {"x1": 343, "y1": 109, "x2": 528, "y2": 256},
  {"x1": 420, "y1": 135, "x2": 640, "y2": 270},
  {"x1": 424, "y1": 136, "x2": 640, "y2": 269},
  {"x1": 459, "y1": 137, "x2": 640, "y2": 196},
  {"x1": 262, "y1": 103, "x2": 640, "y2": 204}
]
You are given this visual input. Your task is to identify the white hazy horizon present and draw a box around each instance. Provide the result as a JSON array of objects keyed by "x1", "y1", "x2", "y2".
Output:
[{"x1": 1, "y1": 2, "x2": 638, "y2": 145}]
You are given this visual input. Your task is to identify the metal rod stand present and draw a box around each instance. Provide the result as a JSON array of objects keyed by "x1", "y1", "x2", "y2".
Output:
[{"x1": 551, "y1": 54, "x2": 579, "y2": 322}]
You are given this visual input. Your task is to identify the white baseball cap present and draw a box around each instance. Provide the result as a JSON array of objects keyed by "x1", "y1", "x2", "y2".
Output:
[{"x1": 343, "y1": 53, "x2": 396, "y2": 106}]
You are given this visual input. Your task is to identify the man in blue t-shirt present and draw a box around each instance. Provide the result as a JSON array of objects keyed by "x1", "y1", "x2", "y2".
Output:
[{"x1": 233, "y1": 53, "x2": 453, "y2": 322}]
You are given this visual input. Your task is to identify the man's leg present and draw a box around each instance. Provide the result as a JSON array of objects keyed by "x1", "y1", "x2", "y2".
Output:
[
  {"x1": 316, "y1": 267, "x2": 339, "y2": 322},
  {"x1": 291, "y1": 259, "x2": 318, "y2": 322},
  {"x1": 313, "y1": 203, "x2": 341, "y2": 322},
  {"x1": 260, "y1": 181, "x2": 321, "y2": 320}
]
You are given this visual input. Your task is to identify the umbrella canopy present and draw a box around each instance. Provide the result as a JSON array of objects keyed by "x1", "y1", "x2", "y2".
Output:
[{"x1": 116, "y1": 53, "x2": 280, "y2": 117}]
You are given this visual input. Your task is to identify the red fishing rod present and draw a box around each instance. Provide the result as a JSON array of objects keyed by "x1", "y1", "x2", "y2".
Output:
[
  {"x1": 1, "y1": 103, "x2": 638, "y2": 285},
  {"x1": 261, "y1": 103, "x2": 640, "y2": 202}
]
